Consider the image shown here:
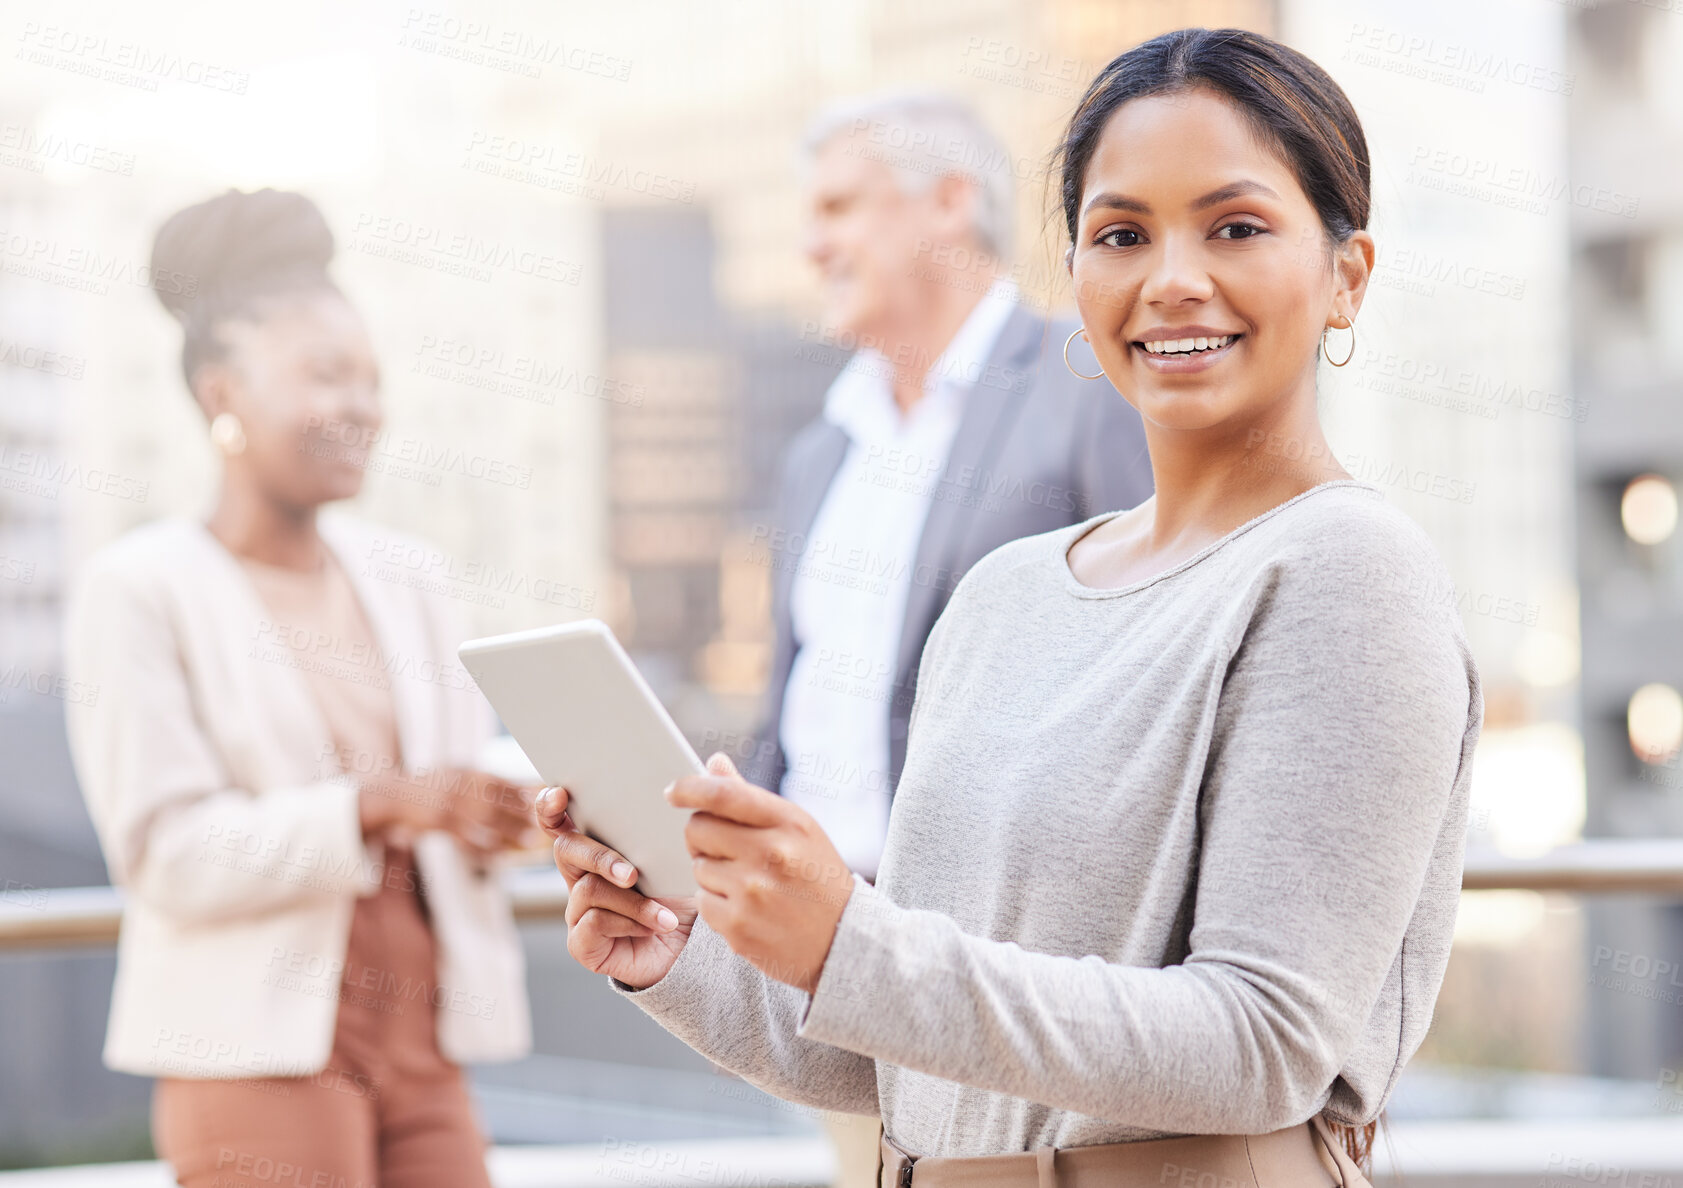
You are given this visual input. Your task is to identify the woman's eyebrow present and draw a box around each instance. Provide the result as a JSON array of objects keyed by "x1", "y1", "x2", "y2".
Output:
[
  {"x1": 1192, "y1": 179, "x2": 1280, "y2": 210},
  {"x1": 1082, "y1": 191, "x2": 1150, "y2": 216},
  {"x1": 1083, "y1": 179, "x2": 1281, "y2": 218}
]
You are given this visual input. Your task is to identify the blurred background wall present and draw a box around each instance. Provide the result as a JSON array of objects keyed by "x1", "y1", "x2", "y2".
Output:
[{"x1": 1, "y1": 0, "x2": 1680, "y2": 1167}]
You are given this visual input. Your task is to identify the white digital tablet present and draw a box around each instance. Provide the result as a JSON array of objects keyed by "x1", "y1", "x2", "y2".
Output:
[{"x1": 458, "y1": 620, "x2": 703, "y2": 898}]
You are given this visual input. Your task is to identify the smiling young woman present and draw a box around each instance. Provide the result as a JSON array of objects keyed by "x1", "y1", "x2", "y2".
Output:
[
  {"x1": 540, "y1": 28, "x2": 1482, "y2": 1187},
  {"x1": 1058, "y1": 30, "x2": 1376, "y2": 589}
]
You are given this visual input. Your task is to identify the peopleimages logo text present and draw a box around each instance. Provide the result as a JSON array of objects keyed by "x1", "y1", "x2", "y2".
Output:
[{"x1": 1409, "y1": 146, "x2": 1638, "y2": 218}]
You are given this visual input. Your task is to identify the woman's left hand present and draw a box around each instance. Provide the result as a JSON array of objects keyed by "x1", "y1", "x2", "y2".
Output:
[{"x1": 668, "y1": 753, "x2": 854, "y2": 994}]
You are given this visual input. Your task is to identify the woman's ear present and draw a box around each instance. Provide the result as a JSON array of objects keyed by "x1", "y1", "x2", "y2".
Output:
[
  {"x1": 1331, "y1": 230, "x2": 1376, "y2": 327},
  {"x1": 191, "y1": 361, "x2": 233, "y2": 422}
]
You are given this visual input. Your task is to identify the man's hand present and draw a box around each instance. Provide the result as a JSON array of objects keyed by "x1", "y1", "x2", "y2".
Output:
[{"x1": 668, "y1": 753, "x2": 854, "y2": 994}]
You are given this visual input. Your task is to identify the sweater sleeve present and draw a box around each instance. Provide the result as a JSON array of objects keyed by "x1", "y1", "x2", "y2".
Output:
[
  {"x1": 65, "y1": 556, "x2": 381, "y2": 923},
  {"x1": 795, "y1": 537, "x2": 1479, "y2": 1134},
  {"x1": 613, "y1": 911, "x2": 881, "y2": 1117}
]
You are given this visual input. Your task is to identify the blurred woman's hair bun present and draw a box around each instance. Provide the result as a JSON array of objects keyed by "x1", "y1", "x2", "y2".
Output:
[{"x1": 149, "y1": 188, "x2": 341, "y2": 388}]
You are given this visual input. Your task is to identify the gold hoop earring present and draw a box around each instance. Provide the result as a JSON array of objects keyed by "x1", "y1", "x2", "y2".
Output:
[
  {"x1": 1063, "y1": 327, "x2": 1105, "y2": 380},
  {"x1": 1321, "y1": 317, "x2": 1355, "y2": 367},
  {"x1": 209, "y1": 412, "x2": 247, "y2": 456}
]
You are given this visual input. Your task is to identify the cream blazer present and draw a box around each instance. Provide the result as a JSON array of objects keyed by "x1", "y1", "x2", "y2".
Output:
[{"x1": 65, "y1": 513, "x2": 533, "y2": 1078}]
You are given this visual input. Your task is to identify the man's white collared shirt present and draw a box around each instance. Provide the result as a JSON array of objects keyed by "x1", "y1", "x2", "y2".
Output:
[{"x1": 779, "y1": 280, "x2": 1019, "y2": 879}]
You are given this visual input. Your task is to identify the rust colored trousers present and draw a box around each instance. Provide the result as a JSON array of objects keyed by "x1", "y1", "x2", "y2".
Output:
[{"x1": 151, "y1": 846, "x2": 494, "y2": 1188}]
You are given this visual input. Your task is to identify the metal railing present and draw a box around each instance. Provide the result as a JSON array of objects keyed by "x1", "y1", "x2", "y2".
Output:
[
  {"x1": 0, "y1": 863, "x2": 569, "y2": 951},
  {"x1": 7, "y1": 839, "x2": 1683, "y2": 1183},
  {"x1": 1457, "y1": 839, "x2": 1683, "y2": 894},
  {"x1": 6, "y1": 840, "x2": 1683, "y2": 951}
]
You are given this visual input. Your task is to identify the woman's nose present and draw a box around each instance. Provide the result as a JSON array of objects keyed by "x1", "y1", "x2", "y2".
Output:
[
  {"x1": 341, "y1": 380, "x2": 383, "y2": 434},
  {"x1": 1140, "y1": 236, "x2": 1216, "y2": 306}
]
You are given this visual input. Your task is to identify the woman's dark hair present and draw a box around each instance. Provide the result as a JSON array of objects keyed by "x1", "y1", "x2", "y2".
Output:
[
  {"x1": 1053, "y1": 27, "x2": 1371, "y2": 252},
  {"x1": 149, "y1": 187, "x2": 341, "y2": 391}
]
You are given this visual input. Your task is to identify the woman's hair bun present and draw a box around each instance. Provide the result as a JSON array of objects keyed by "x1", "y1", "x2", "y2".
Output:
[
  {"x1": 149, "y1": 188, "x2": 341, "y2": 389},
  {"x1": 149, "y1": 187, "x2": 336, "y2": 324}
]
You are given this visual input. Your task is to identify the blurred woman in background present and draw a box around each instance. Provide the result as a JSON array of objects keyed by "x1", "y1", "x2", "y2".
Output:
[{"x1": 66, "y1": 188, "x2": 536, "y2": 1188}]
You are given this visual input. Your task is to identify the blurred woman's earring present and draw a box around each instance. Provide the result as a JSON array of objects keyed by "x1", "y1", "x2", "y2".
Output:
[
  {"x1": 209, "y1": 412, "x2": 247, "y2": 456},
  {"x1": 1063, "y1": 327, "x2": 1105, "y2": 380},
  {"x1": 1322, "y1": 317, "x2": 1355, "y2": 367}
]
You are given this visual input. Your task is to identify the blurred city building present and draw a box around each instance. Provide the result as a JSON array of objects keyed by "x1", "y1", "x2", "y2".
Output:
[{"x1": 1565, "y1": 1, "x2": 1683, "y2": 1080}]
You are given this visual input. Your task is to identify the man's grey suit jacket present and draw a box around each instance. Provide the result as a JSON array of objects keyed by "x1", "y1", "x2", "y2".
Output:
[{"x1": 745, "y1": 307, "x2": 1154, "y2": 799}]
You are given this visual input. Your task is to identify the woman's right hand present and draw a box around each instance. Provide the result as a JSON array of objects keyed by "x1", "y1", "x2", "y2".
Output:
[
  {"x1": 535, "y1": 783, "x2": 696, "y2": 990},
  {"x1": 359, "y1": 767, "x2": 542, "y2": 856}
]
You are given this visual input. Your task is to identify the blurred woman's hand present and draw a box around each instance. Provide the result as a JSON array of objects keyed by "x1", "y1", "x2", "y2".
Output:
[
  {"x1": 536, "y1": 783, "x2": 695, "y2": 990},
  {"x1": 669, "y1": 753, "x2": 852, "y2": 995},
  {"x1": 359, "y1": 767, "x2": 543, "y2": 857}
]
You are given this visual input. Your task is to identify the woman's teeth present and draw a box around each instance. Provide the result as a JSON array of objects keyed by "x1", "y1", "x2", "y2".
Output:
[{"x1": 1140, "y1": 335, "x2": 1235, "y2": 355}]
